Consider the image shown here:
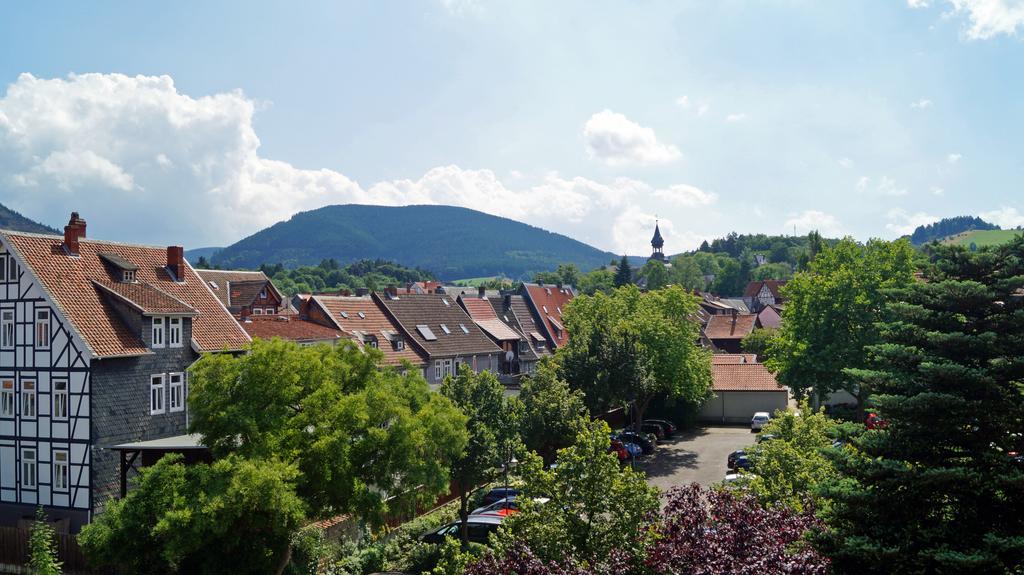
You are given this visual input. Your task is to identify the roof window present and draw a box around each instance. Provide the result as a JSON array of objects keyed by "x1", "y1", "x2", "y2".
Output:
[
  {"x1": 416, "y1": 325, "x2": 438, "y2": 341},
  {"x1": 208, "y1": 281, "x2": 218, "y2": 290},
  {"x1": 442, "y1": 298, "x2": 450, "y2": 307},
  {"x1": 340, "y1": 311, "x2": 349, "y2": 319},
  {"x1": 122, "y1": 270, "x2": 136, "y2": 283},
  {"x1": 459, "y1": 324, "x2": 470, "y2": 334},
  {"x1": 440, "y1": 324, "x2": 451, "y2": 335},
  {"x1": 357, "y1": 311, "x2": 366, "y2": 319},
  {"x1": 542, "y1": 305, "x2": 549, "y2": 314}
]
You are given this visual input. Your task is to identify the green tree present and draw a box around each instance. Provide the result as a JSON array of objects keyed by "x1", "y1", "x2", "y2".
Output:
[
  {"x1": 188, "y1": 339, "x2": 468, "y2": 526},
  {"x1": 613, "y1": 255, "x2": 633, "y2": 287},
  {"x1": 740, "y1": 327, "x2": 778, "y2": 363},
  {"x1": 745, "y1": 401, "x2": 843, "y2": 512},
  {"x1": 518, "y1": 359, "x2": 588, "y2": 463},
  {"x1": 79, "y1": 454, "x2": 305, "y2": 574},
  {"x1": 577, "y1": 268, "x2": 615, "y2": 295},
  {"x1": 28, "y1": 507, "x2": 61, "y2": 575},
  {"x1": 751, "y1": 262, "x2": 793, "y2": 281},
  {"x1": 711, "y1": 258, "x2": 742, "y2": 295},
  {"x1": 496, "y1": 420, "x2": 659, "y2": 569},
  {"x1": 669, "y1": 255, "x2": 706, "y2": 291},
  {"x1": 768, "y1": 238, "x2": 914, "y2": 409},
  {"x1": 440, "y1": 368, "x2": 519, "y2": 546},
  {"x1": 639, "y1": 259, "x2": 669, "y2": 290},
  {"x1": 560, "y1": 285, "x2": 712, "y2": 429},
  {"x1": 814, "y1": 239, "x2": 1024, "y2": 573}
]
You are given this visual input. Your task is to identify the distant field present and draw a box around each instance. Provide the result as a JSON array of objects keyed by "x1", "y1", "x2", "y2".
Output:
[
  {"x1": 944, "y1": 229, "x2": 1023, "y2": 248},
  {"x1": 451, "y1": 276, "x2": 502, "y2": 286}
]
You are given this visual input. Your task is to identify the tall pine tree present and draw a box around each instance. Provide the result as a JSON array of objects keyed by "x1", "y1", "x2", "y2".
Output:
[
  {"x1": 815, "y1": 237, "x2": 1024, "y2": 573},
  {"x1": 614, "y1": 255, "x2": 633, "y2": 287}
]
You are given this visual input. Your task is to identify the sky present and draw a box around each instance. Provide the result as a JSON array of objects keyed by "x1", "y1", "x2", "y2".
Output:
[{"x1": 1, "y1": 0, "x2": 1024, "y2": 256}]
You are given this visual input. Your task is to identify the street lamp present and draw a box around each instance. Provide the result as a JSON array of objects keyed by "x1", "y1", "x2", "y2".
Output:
[{"x1": 503, "y1": 454, "x2": 518, "y2": 489}]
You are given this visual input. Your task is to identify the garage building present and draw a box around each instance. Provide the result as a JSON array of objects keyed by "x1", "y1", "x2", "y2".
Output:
[{"x1": 698, "y1": 354, "x2": 789, "y2": 424}]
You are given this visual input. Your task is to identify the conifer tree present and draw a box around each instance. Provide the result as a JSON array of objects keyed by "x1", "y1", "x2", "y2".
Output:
[
  {"x1": 614, "y1": 255, "x2": 633, "y2": 287},
  {"x1": 815, "y1": 237, "x2": 1024, "y2": 573}
]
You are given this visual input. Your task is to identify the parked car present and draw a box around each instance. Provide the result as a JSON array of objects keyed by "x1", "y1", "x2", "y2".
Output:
[
  {"x1": 644, "y1": 419, "x2": 677, "y2": 438},
  {"x1": 480, "y1": 487, "x2": 520, "y2": 506},
  {"x1": 621, "y1": 441, "x2": 643, "y2": 459},
  {"x1": 616, "y1": 431, "x2": 655, "y2": 454},
  {"x1": 472, "y1": 495, "x2": 550, "y2": 516},
  {"x1": 866, "y1": 412, "x2": 887, "y2": 430},
  {"x1": 640, "y1": 422, "x2": 667, "y2": 440},
  {"x1": 420, "y1": 514, "x2": 503, "y2": 545},
  {"x1": 755, "y1": 433, "x2": 777, "y2": 443},
  {"x1": 751, "y1": 412, "x2": 771, "y2": 431},
  {"x1": 732, "y1": 455, "x2": 753, "y2": 471},
  {"x1": 727, "y1": 449, "x2": 746, "y2": 469},
  {"x1": 609, "y1": 439, "x2": 631, "y2": 461}
]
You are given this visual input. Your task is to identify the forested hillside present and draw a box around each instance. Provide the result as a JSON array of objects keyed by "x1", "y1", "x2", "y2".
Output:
[
  {"x1": 910, "y1": 216, "x2": 998, "y2": 245},
  {"x1": 0, "y1": 203, "x2": 58, "y2": 234}
]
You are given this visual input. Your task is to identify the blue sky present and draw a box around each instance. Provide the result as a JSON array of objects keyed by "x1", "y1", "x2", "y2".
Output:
[{"x1": 1, "y1": 0, "x2": 1023, "y2": 255}]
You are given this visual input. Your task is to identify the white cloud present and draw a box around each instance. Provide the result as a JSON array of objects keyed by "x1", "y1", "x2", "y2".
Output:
[
  {"x1": 910, "y1": 98, "x2": 933, "y2": 109},
  {"x1": 979, "y1": 206, "x2": 1024, "y2": 228},
  {"x1": 911, "y1": 0, "x2": 1024, "y2": 39},
  {"x1": 885, "y1": 208, "x2": 938, "y2": 236},
  {"x1": 725, "y1": 113, "x2": 747, "y2": 123},
  {"x1": 611, "y1": 207, "x2": 707, "y2": 255},
  {"x1": 947, "y1": 152, "x2": 962, "y2": 163},
  {"x1": 932, "y1": 186, "x2": 945, "y2": 195},
  {"x1": 784, "y1": 210, "x2": 843, "y2": 237},
  {"x1": 675, "y1": 95, "x2": 690, "y2": 108},
  {"x1": 651, "y1": 184, "x2": 718, "y2": 207},
  {"x1": 838, "y1": 157, "x2": 854, "y2": 168},
  {"x1": 857, "y1": 176, "x2": 870, "y2": 191},
  {"x1": 438, "y1": 0, "x2": 482, "y2": 16},
  {"x1": 876, "y1": 176, "x2": 908, "y2": 196},
  {"x1": 583, "y1": 109, "x2": 681, "y2": 166},
  {"x1": 908, "y1": 0, "x2": 930, "y2": 7}
]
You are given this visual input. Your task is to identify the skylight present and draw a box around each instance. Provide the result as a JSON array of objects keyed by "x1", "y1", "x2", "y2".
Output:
[
  {"x1": 442, "y1": 298, "x2": 450, "y2": 306},
  {"x1": 416, "y1": 324, "x2": 437, "y2": 341},
  {"x1": 542, "y1": 305, "x2": 549, "y2": 314},
  {"x1": 340, "y1": 311, "x2": 349, "y2": 318},
  {"x1": 440, "y1": 324, "x2": 451, "y2": 334},
  {"x1": 358, "y1": 311, "x2": 366, "y2": 319},
  {"x1": 460, "y1": 324, "x2": 469, "y2": 334},
  {"x1": 208, "y1": 281, "x2": 218, "y2": 290}
]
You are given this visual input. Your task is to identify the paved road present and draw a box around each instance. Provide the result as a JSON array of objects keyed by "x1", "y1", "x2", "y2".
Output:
[{"x1": 635, "y1": 426, "x2": 755, "y2": 492}]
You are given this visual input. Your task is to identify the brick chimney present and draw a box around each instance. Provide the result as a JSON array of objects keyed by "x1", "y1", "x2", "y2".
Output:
[
  {"x1": 63, "y1": 212, "x2": 87, "y2": 255},
  {"x1": 166, "y1": 246, "x2": 185, "y2": 281},
  {"x1": 478, "y1": 286, "x2": 486, "y2": 299}
]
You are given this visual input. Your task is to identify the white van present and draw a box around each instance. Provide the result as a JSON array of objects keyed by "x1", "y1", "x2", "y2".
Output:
[{"x1": 751, "y1": 412, "x2": 771, "y2": 431}]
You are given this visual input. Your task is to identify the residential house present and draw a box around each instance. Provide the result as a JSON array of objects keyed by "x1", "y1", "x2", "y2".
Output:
[
  {"x1": 241, "y1": 315, "x2": 344, "y2": 347},
  {"x1": 742, "y1": 280, "x2": 787, "y2": 312},
  {"x1": 756, "y1": 304, "x2": 783, "y2": 330},
  {"x1": 521, "y1": 284, "x2": 574, "y2": 350},
  {"x1": 302, "y1": 294, "x2": 428, "y2": 370},
  {"x1": 490, "y1": 294, "x2": 551, "y2": 360},
  {"x1": 704, "y1": 312, "x2": 760, "y2": 353},
  {"x1": 375, "y1": 290, "x2": 502, "y2": 386},
  {"x1": 458, "y1": 290, "x2": 538, "y2": 377},
  {"x1": 196, "y1": 269, "x2": 285, "y2": 318},
  {"x1": 698, "y1": 354, "x2": 789, "y2": 423},
  {"x1": 0, "y1": 213, "x2": 250, "y2": 531}
]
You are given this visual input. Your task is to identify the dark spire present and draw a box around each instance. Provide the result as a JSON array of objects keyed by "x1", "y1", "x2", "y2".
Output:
[{"x1": 651, "y1": 220, "x2": 664, "y2": 249}]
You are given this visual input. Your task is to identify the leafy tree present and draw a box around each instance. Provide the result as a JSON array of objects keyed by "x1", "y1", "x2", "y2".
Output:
[
  {"x1": 188, "y1": 339, "x2": 468, "y2": 526},
  {"x1": 768, "y1": 238, "x2": 914, "y2": 409},
  {"x1": 440, "y1": 368, "x2": 519, "y2": 546},
  {"x1": 576, "y1": 268, "x2": 615, "y2": 295},
  {"x1": 79, "y1": 454, "x2": 305, "y2": 574},
  {"x1": 646, "y1": 484, "x2": 829, "y2": 574},
  {"x1": 669, "y1": 255, "x2": 705, "y2": 291},
  {"x1": 814, "y1": 239, "x2": 1024, "y2": 573},
  {"x1": 740, "y1": 327, "x2": 778, "y2": 363},
  {"x1": 639, "y1": 259, "x2": 669, "y2": 290},
  {"x1": 495, "y1": 420, "x2": 659, "y2": 569},
  {"x1": 745, "y1": 401, "x2": 843, "y2": 512},
  {"x1": 613, "y1": 255, "x2": 633, "y2": 287},
  {"x1": 28, "y1": 507, "x2": 61, "y2": 575},
  {"x1": 559, "y1": 285, "x2": 712, "y2": 429},
  {"x1": 751, "y1": 262, "x2": 793, "y2": 281},
  {"x1": 711, "y1": 258, "x2": 743, "y2": 295},
  {"x1": 691, "y1": 251, "x2": 722, "y2": 276},
  {"x1": 517, "y1": 359, "x2": 588, "y2": 464}
]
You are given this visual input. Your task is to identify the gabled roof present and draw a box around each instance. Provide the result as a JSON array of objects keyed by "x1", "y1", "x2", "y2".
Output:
[
  {"x1": 195, "y1": 269, "x2": 282, "y2": 309},
  {"x1": 310, "y1": 295, "x2": 427, "y2": 366},
  {"x1": 489, "y1": 295, "x2": 545, "y2": 361},
  {"x1": 712, "y1": 362, "x2": 785, "y2": 392},
  {"x1": 92, "y1": 280, "x2": 197, "y2": 316},
  {"x1": 743, "y1": 280, "x2": 787, "y2": 299},
  {"x1": 242, "y1": 315, "x2": 344, "y2": 344},
  {"x1": 704, "y1": 313, "x2": 758, "y2": 340},
  {"x1": 375, "y1": 292, "x2": 502, "y2": 358},
  {"x1": 522, "y1": 283, "x2": 574, "y2": 348},
  {"x1": 756, "y1": 305, "x2": 782, "y2": 329},
  {"x1": 711, "y1": 353, "x2": 759, "y2": 365},
  {"x1": 3, "y1": 231, "x2": 250, "y2": 358},
  {"x1": 458, "y1": 296, "x2": 522, "y2": 342}
]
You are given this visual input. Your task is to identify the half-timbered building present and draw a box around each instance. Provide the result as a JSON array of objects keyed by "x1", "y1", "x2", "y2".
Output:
[{"x1": 0, "y1": 213, "x2": 249, "y2": 531}]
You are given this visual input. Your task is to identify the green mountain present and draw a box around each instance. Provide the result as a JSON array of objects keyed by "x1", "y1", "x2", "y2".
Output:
[
  {"x1": 0, "y1": 203, "x2": 58, "y2": 234},
  {"x1": 910, "y1": 216, "x2": 999, "y2": 245},
  {"x1": 211, "y1": 204, "x2": 622, "y2": 280},
  {"x1": 184, "y1": 246, "x2": 223, "y2": 263}
]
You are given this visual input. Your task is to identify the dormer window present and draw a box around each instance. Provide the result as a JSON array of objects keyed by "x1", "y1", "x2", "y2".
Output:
[
  {"x1": 393, "y1": 339, "x2": 405, "y2": 351},
  {"x1": 123, "y1": 270, "x2": 136, "y2": 283},
  {"x1": 99, "y1": 252, "x2": 139, "y2": 284}
]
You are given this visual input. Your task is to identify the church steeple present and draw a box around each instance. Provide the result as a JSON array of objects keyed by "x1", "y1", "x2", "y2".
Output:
[{"x1": 650, "y1": 219, "x2": 665, "y2": 261}]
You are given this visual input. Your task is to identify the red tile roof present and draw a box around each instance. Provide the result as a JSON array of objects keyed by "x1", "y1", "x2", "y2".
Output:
[
  {"x1": 458, "y1": 296, "x2": 521, "y2": 342},
  {"x1": 92, "y1": 280, "x2": 197, "y2": 316},
  {"x1": 704, "y1": 314, "x2": 758, "y2": 340},
  {"x1": 756, "y1": 305, "x2": 782, "y2": 329},
  {"x1": 242, "y1": 316, "x2": 344, "y2": 344},
  {"x1": 523, "y1": 284, "x2": 574, "y2": 348},
  {"x1": 310, "y1": 295, "x2": 428, "y2": 367},
  {"x1": 3, "y1": 231, "x2": 250, "y2": 358},
  {"x1": 711, "y1": 354, "x2": 759, "y2": 365},
  {"x1": 375, "y1": 292, "x2": 502, "y2": 358},
  {"x1": 712, "y1": 362, "x2": 784, "y2": 392},
  {"x1": 743, "y1": 280, "x2": 787, "y2": 299},
  {"x1": 195, "y1": 269, "x2": 281, "y2": 309}
]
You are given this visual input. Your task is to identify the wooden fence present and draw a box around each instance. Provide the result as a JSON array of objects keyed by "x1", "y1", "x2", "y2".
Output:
[{"x1": 0, "y1": 526, "x2": 94, "y2": 574}]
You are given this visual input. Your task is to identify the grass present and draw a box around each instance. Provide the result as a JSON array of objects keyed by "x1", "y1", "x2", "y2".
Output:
[{"x1": 944, "y1": 229, "x2": 1023, "y2": 248}]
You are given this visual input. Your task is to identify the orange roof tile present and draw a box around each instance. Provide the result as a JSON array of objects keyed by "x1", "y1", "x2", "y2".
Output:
[
  {"x1": 92, "y1": 280, "x2": 197, "y2": 316},
  {"x1": 3, "y1": 231, "x2": 250, "y2": 358},
  {"x1": 311, "y1": 295, "x2": 428, "y2": 367},
  {"x1": 712, "y1": 363, "x2": 784, "y2": 392},
  {"x1": 242, "y1": 316, "x2": 344, "y2": 343},
  {"x1": 711, "y1": 354, "x2": 759, "y2": 365},
  {"x1": 704, "y1": 314, "x2": 758, "y2": 340},
  {"x1": 523, "y1": 284, "x2": 574, "y2": 348}
]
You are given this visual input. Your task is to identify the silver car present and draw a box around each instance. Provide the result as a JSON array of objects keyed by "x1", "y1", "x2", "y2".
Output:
[{"x1": 751, "y1": 411, "x2": 771, "y2": 431}]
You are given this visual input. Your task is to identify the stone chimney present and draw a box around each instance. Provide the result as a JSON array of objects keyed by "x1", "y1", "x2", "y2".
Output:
[
  {"x1": 503, "y1": 294, "x2": 512, "y2": 311},
  {"x1": 478, "y1": 286, "x2": 486, "y2": 299},
  {"x1": 166, "y1": 246, "x2": 185, "y2": 281},
  {"x1": 355, "y1": 287, "x2": 369, "y2": 297},
  {"x1": 63, "y1": 212, "x2": 87, "y2": 255}
]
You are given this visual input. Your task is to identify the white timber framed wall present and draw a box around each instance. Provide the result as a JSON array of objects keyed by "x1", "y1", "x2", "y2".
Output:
[{"x1": 0, "y1": 239, "x2": 91, "y2": 519}]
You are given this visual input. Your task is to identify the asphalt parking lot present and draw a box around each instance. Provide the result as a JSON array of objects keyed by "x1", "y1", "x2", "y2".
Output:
[{"x1": 635, "y1": 425, "x2": 755, "y2": 492}]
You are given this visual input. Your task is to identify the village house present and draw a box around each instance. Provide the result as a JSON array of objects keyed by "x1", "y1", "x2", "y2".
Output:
[
  {"x1": 490, "y1": 293, "x2": 551, "y2": 361},
  {"x1": 703, "y1": 311, "x2": 760, "y2": 354},
  {"x1": 698, "y1": 354, "x2": 789, "y2": 424},
  {"x1": 195, "y1": 268, "x2": 286, "y2": 318},
  {"x1": 742, "y1": 280, "x2": 787, "y2": 312},
  {"x1": 0, "y1": 213, "x2": 250, "y2": 531},
  {"x1": 458, "y1": 289, "x2": 539, "y2": 378},
  {"x1": 521, "y1": 283, "x2": 574, "y2": 350},
  {"x1": 375, "y1": 289, "x2": 502, "y2": 386}
]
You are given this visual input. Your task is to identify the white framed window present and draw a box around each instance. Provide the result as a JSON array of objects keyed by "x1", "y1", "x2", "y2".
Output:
[
  {"x1": 265, "y1": 307, "x2": 275, "y2": 314},
  {"x1": 434, "y1": 360, "x2": 442, "y2": 380},
  {"x1": 52, "y1": 450, "x2": 69, "y2": 492},
  {"x1": 253, "y1": 308, "x2": 264, "y2": 315},
  {"x1": 394, "y1": 339, "x2": 405, "y2": 351},
  {"x1": 34, "y1": 309, "x2": 50, "y2": 350},
  {"x1": 21, "y1": 380, "x2": 35, "y2": 418},
  {"x1": 151, "y1": 317, "x2": 165, "y2": 348},
  {"x1": 122, "y1": 270, "x2": 136, "y2": 283},
  {"x1": 1, "y1": 310, "x2": 13, "y2": 349},
  {"x1": 443, "y1": 358, "x2": 453, "y2": 377},
  {"x1": 168, "y1": 373, "x2": 184, "y2": 412},
  {"x1": 21, "y1": 449, "x2": 36, "y2": 488},
  {"x1": 150, "y1": 374, "x2": 165, "y2": 415},
  {"x1": 440, "y1": 324, "x2": 451, "y2": 335},
  {"x1": 0, "y1": 379, "x2": 13, "y2": 417},
  {"x1": 52, "y1": 379, "x2": 68, "y2": 420},
  {"x1": 168, "y1": 317, "x2": 182, "y2": 348}
]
